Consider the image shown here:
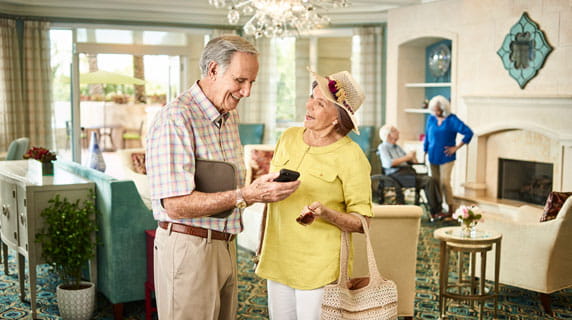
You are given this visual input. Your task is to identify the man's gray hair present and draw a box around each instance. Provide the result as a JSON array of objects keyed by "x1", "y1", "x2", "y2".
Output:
[
  {"x1": 199, "y1": 35, "x2": 258, "y2": 77},
  {"x1": 428, "y1": 95, "x2": 451, "y2": 117},
  {"x1": 379, "y1": 124, "x2": 395, "y2": 142}
]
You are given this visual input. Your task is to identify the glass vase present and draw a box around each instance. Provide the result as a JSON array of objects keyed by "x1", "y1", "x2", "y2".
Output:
[
  {"x1": 84, "y1": 131, "x2": 106, "y2": 172},
  {"x1": 461, "y1": 221, "x2": 478, "y2": 238}
]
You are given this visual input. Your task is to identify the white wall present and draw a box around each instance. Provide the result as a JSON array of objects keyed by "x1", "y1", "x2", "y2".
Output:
[
  {"x1": 389, "y1": 0, "x2": 571, "y2": 100},
  {"x1": 386, "y1": 0, "x2": 572, "y2": 197}
]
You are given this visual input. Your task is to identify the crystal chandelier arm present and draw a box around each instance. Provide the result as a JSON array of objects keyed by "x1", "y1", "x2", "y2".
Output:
[
  {"x1": 233, "y1": 0, "x2": 253, "y2": 9},
  {"x1": 210, "y1": 0, "x2": 350, "y2": 38}
]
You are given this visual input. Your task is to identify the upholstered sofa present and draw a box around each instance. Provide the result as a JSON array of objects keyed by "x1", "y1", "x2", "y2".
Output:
[
  {"x1": 116, "y1": 148, "x2": 151, "y2": 209},
  {"x1": 55, "y1": 160, "x2": 156, "y2": 318},
  {"x1": 476, "y1": 197, "x2": 572, "y2": 314},
  {"x1": 237, "y1": 144, "x2": 274, "y2": 251}
]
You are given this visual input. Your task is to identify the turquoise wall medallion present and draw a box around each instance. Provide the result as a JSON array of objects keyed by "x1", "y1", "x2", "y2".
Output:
[{"x1": 497, "y1": 12, "x2": 552, "y2": 89}]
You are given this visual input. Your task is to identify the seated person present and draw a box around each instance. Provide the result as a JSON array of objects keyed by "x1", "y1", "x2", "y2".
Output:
[{"x1": 378, "y1": 124, "x2": 446, "y2": 218}]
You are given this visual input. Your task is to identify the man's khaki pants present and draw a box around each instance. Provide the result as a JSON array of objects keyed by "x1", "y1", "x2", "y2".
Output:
[{"x1": 154, "y1": 226, "x2": 238, "y2": 320}]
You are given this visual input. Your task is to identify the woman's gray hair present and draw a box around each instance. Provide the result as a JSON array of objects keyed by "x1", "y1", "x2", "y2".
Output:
[
  {"x1": 428, "y1": 95, "x2": 451, "y2": 117},
  {"x1": 379, "y1": 124, "x2": 394, "y2": 142},
  {"x1": 199, "y1": 35, "x2": 258, "y2": 77}
]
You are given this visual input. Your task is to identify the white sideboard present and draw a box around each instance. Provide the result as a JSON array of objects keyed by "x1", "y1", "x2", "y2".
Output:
[{"x1": 0, "y1": 160, "x2": 95, "y2": 319}]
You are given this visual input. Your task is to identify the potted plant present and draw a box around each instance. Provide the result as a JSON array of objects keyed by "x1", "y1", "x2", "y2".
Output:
[{"x1": 35, "y1": 192, "x2": 98, "y2": 320}]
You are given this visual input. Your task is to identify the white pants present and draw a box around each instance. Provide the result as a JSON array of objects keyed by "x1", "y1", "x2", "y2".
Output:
[{"x1": 267, "y1": 279, "x2": 324, "y2": 320}]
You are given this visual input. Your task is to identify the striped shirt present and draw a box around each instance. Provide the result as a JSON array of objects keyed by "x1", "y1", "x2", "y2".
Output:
[{"x1": 145, "y1": 81, "x2": 245, "y2": 234}]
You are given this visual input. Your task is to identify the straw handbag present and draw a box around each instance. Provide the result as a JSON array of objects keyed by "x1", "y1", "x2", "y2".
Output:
[{"x1": 321, "y1": 213, "x2": 398, "y2": 320}]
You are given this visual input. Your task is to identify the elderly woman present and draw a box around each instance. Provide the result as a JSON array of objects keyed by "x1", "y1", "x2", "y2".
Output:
[
  {"x1": 424, "y1": 95, "x2": 473, "y2": 215},
  {"x1": 255, "y1": 70, "x2": 373, "y2": 319}
]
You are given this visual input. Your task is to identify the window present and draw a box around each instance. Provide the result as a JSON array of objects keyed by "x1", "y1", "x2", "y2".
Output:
[
  {"x1": 50, "y1": 29, "x2": 73, "y2": 161},
  {"x1": 274, "y1": 37, "x2": 296, "y2": 121},
  {"x1": 50, "y1": 24, "x2": 206, "y2": 164},
  {"x1": 77, "y1": 28, "x2": 188, "y2": 46}
]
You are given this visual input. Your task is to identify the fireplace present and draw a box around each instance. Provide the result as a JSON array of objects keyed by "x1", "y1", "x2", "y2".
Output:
[
  {"x1": 498, "y1": 158, "x2": 553, "y2": 205},
  {"x1": 461, "y1": 96, "x2": 572, "y2": 202}
]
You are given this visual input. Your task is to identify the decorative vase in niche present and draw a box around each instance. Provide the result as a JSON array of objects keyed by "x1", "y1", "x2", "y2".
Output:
[
  {"x1": 461, "y1": 221, "x2": 478, "y2": 238},
  {"x1": 84, "y1": 131, "x2": 106, "y2": 172}
]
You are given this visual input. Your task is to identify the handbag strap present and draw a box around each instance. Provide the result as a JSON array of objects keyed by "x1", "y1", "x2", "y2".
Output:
[{"x1": 337, "y1": 213, "x2": 382, "y2": 288}]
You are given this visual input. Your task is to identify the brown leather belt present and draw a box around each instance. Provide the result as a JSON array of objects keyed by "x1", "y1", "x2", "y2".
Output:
[{"x1": 158, "y1": 221, "x2": 235, "y2": 241}]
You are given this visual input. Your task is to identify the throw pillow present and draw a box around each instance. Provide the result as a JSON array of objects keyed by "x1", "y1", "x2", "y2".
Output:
[
  {"x1": 131, "y1": 152, "x2": 147, "y2": 175},
  {"x1": 540, "y1": 191, "x2": 572, "y2": 222},
  {"x1": 250, "y1": 149, "x2": 274, "y2": 182}
]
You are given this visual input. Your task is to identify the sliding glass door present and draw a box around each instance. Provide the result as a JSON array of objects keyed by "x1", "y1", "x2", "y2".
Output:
[
  {"x1": 50, "y1": 25, "x2": 201, "y2": 169},
  {"x1": 76, "y1": 53, "x2": 181, "y2": 167}
]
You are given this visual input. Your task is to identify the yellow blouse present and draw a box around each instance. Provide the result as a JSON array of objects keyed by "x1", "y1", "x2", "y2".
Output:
[{"x1": 255, "y1": 127, "x2": 373, "y2": 290}]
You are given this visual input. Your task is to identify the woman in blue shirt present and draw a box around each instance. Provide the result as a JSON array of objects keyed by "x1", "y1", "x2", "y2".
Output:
[{"x1": 424, "y1": 95, "x2": 473, "y2": 215}]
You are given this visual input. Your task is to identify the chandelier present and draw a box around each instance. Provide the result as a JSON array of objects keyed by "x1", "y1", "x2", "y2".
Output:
[{"x1": 208, "y1": 0, "x2": 351, "y2": 38}]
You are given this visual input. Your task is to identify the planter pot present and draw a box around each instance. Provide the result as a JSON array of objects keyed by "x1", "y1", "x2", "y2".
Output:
[
  {"x1": 56, "y1": 281, "x2": 96, "y2": 320},
  {"x1": 28, "y1": 159, "x2": 54, "y2": 176},
  {"x1": 41, "y1": 161, "x2": 54, "y2": 175}
]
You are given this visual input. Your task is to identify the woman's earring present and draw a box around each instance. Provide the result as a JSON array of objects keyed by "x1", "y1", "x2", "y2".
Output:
[{"x1": 332, "y1": 121, "x2": 338, "y2": 126}]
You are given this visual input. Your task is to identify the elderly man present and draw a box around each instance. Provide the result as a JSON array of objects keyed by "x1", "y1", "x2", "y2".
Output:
[
  {"x1": 146, "y1": 35, "x2": 300, "y2": 320},
  {"x1": 378, "y1": 124, "x2": 446, "y2": 219}
]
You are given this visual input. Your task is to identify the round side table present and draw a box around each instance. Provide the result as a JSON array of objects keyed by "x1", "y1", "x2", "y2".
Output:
[{"x1": 434, "y1": 226, "x2": 502, "y2": 319}]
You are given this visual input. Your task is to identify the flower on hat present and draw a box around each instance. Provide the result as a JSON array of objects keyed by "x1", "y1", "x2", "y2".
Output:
[
  {"x1": 327, "y1": 78, "x2": 353, "y2": 114},
  {"x1": 308, "y1": 67, "x2": 365, "y2": 135}
]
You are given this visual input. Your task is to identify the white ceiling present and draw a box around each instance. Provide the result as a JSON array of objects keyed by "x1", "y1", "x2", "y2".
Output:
[{"x1": 0, "y1": 0, "x2": 430, "y2": 28}]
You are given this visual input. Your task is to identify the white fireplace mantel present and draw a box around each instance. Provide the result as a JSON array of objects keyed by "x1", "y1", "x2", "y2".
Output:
[
  {"x1": 463, "y1": 95, "x2": 572, "y2": 143},
  {"x1": 460, "y1": 95, "x2": 572, "y2": 199}
]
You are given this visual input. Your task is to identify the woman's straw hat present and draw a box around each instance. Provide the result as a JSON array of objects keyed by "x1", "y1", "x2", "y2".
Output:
[{"x1": 308, "y1": 67, "x2": 365, "y2": 135}]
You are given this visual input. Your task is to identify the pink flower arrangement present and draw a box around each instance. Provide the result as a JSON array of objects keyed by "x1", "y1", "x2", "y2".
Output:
[
  {"x1": 23, "y1": 147, "x2": 57, "y2": 163},
  {"x1": 452, "y1": 205, "x2": 484, "y2": 227}
]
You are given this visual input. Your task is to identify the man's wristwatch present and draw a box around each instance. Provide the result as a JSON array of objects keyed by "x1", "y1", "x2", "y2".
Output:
[{"x1": 235, "y1": 188, "x2": 248, "y2": 209}]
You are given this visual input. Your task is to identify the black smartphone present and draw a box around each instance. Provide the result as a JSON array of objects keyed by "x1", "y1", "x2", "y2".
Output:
[{"x1": 274, "y1": 168, "x2": 300, "y2": 182}]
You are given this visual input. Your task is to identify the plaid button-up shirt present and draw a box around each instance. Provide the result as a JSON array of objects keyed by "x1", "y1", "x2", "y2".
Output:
[{"x1": 146, "y1": 82, "x2": 245, "y2": 234}]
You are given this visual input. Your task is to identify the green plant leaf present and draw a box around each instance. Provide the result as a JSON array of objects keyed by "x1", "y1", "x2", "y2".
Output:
[{"x1": 35, "y1": 191, "x2": 98, "y2": 288}]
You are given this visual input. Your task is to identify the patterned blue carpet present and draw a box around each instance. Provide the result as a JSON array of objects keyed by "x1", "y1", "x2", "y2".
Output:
[
  {"x1": 1, "y1": 216, "x2": 571, "y2": 319},
  {"x1": 414, "y1": 219, "x2": 572, "y2": 319}
]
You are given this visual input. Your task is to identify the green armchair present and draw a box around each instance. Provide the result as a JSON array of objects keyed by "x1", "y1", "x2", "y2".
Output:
[
  {"x1": 349, "y1": 125, "x2": 377, "y2": 162},
  {"x1": 55, "y1": 160, "x2": 156, "y2": 319},
  {"x1": 238, "y1": 123, "x2": 265, "y2": 145}
]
